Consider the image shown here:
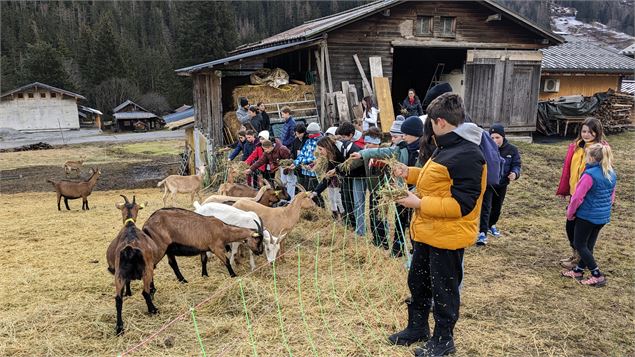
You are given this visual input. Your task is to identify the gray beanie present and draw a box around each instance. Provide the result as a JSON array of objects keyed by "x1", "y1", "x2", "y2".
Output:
[
  {"x1": 307, "y1": 122, "x2": 321, "y2": 134},
  {"x1": 390, "y1": 120, "x2": 403, "y2": 135}
]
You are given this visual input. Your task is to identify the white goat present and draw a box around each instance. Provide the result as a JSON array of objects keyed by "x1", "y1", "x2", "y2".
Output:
[
  {"x1": 193, "y1": 201, "x2": 283, "y2": 271},
  {"x1": 157, "y1": 165, "x2": 205, "y2": 207}
]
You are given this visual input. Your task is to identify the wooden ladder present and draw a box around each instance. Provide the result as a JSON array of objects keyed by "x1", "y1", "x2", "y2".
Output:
[{"x1": 427, "y1": 63, "x2": 446, "y2": 93}]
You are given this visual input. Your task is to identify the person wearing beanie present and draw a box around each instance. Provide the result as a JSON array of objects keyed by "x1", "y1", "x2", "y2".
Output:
[
  {"x1": 477, "y1": 123, "x2": 522, "y2": 245},
  {"x1": 236, "y1": 97, "x2": 250, "y2": 125},
  {"x1": 422, "y1": 82, "x2": 453, "y2": 111},
  {"x1": 292, "y1": 121, "x2": 324, "y2": 206},
  {"x1": 348, "y1": 115, "x2": 423, "y2": 257}
]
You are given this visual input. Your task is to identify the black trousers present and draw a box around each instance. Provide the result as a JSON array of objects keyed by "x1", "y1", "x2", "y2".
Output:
[
  {"x1": 395, "y1": 205, "x2": 411, "y2": 247},
  {"x1": 572, "y1": 218, "x2": 604, "y2": 271},
  {"x1": 488, "y1": 184, "x2": 508, "y2": 228},
  {"x1": 367, "y1": 180, "x2": 388, "y2": 248},
  {"x1": 340, "y1": 177, "x2": 355, "y2": 229},
  {"x1": 408, "y1": 241, "x2": 464, "y2": 338},
  {"x1": 479, "y1": 185, "x2": 494, "y2": 233},
  {"x1": 566, "y1": 218, "x2": 576, "y2": 248}
]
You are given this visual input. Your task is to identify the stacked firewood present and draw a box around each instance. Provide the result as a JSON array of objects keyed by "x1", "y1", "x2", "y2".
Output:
[{"x1": 596, "y1": 89, "x2": 634, "y2": 132}]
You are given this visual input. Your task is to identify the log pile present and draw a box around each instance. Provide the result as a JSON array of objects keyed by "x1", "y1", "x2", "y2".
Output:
[{"x1": 596, "y1": 89, "x2": 634, "y2": 132}]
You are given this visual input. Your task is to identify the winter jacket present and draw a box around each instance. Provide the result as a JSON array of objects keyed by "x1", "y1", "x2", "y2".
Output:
[
  {"x1": 236, "y1": 107, "x2": 249, "y2": 125},
  {"x1": 335, "y1": 140, "x2": 365, "y2": 178},
  {"x1": 497, "y1": 139, "x2": 522, "y2": 186},
  {"x1": 245, "y1": 142, "x2": 266, "y2": 172},
  {"x1": 314, "y1": 152, "x2": 345, "y2": 195},
  {"x1": 228, "y1": 139, "x2": 246, "y2": 161},
  {"x1": 249, "y1": 138, "x2": 291, "y2": 173},
  {"x1": 556, "y1": 140, "x2": 609, "y2": 196},
  {"x1": 402, "y1": 96, "x2": 424, "y2": 117},
  {"x1": 281, "y1": 117, "x2": 297, "y2": 148},
  {"x1": 229, "y1": 139, "x2": 257, "y2": 161},
  {"x1": 567, "y1": 163, "x2": 616, "y2": 225},
  {"x1": 406, "y1": 124, "x2": 486, "y2": 250},
  {"x1": 362, "y1": 107, "x2": 379, "y2": 131},
  {"x1": 294, "y1": 133, "x2": 321, "y2": 177},
  {"x1": 289, "y1": 136, "x2": 306, "y2": 160},
  {"x1": 249, "y1": 113, "x2": 264, "y2": 133},
  {"x1": 261, "y1": 111, "x2": 271, "y2": 132}
]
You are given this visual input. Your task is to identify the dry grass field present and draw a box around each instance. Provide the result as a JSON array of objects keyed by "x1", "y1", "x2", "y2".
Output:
[{"x1": 0, "y1": 133, "x2": 633, "y2": 356}]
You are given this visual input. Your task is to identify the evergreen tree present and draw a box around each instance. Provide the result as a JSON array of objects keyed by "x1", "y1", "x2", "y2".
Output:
[
  {"x1": 22, "y1": 41, "x2": 71, "y2": 89},
  {"x1": 90, "y1": 13, "x2": 125, "y2": 86}
]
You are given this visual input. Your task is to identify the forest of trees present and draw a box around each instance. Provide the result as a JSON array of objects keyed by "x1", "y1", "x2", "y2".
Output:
[{"x1": 1, "y1": 1, "x2": 631, "y2": 116}]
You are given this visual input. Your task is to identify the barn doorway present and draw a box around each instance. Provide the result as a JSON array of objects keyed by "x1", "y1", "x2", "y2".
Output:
[{"x1": 391, "y1": 47, "x2": 467, "y2": 115}]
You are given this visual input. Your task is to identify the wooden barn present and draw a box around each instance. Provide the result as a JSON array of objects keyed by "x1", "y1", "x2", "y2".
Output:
[
  {"x1": 0, "y1": 82, "x2": 84, "y2": 132},
  {"x1": 176, "y1": 0, "x2": 563, "y2": 150},
  {"x1": 540, "y1": 37, "x2": 635, "y2": 100},
  {"x1": 112, "y1": 100, "x2": 162, "y2": 132}
]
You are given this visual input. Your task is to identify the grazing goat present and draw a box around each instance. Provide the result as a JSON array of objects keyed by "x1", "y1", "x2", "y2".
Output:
[
  {"x1": 157, "y1": 165, "x2": 205, "y2": 207},
  {"x1": 106, "y1": 195, "x2": 160, "y2": 336},
  {"x1": 193, "y1": 201, "x2": 285, "y2": 271},
  {"x1": 142, "y1": 208, "x2": 264, "y2": 279},
  {"x1": 219, "y1": 179, "x2": 289, "y2": 203},
  {"x1": 63, "y1": 159, "x2": 84, "y2": 177},
  {"x1": 233, "y1": 190, "x2": 316, "y2": 259},
  {"x1": 47, "y1": 168, "x2": 101, "y2": 210},
  {"x1": 202, "y1": 185, "x2": 272, "y2": 206}
]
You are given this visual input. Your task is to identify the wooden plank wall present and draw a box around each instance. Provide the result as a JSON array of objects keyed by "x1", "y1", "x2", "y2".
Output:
[
  {"x1": 539, "y1": 75, "x2": 620, "y2": 100},
  {"x1": 193, "y1": 72, "x2": 223, "y2": 146}
]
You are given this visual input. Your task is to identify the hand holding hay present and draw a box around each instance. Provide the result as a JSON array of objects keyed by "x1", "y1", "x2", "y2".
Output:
[{"x1": 278, "y1": 159, "x2": 295, "y2": 169}]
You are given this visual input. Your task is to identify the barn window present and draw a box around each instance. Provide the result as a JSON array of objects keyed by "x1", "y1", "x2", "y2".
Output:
[
  {"x1": 28, "y1": 93, "x2": 34, "y2": 98},
  {"x1": 440, "y1": 17, "x2": 456, "y2": 37},
  {"x1": 17, "y1": 93, "x2": 24, "y2": 99},
  {"x1": 51, "y1": 93, "x2": 57, "y2": 98},
  {"x1": 40, "y1": 92, "x2": 46, "y2": 98},
  {"x1": 416, "y1": 16, "x2": 433, "y2": 36}
]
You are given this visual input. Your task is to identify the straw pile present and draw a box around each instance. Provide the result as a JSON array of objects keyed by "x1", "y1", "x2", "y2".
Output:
[{"x1": 227, "y1": 160, "x2": 250, "y2": 184}]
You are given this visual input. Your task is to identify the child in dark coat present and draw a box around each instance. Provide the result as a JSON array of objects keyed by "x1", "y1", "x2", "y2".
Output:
[{"x1": 477, "y1": 123, "x2": 522, "y2": 245}]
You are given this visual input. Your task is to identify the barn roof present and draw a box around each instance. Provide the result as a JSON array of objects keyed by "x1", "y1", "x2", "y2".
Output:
[
  {"x1": 1, "y1": 82, "x2": 85, "y2": 100},
  {"x1": 541, "y1": 38, "x2": 635, "y2": 74},
  {"x1": 113, "y1": 112, "x2": 158, "y2": 120},
  {"x1": 113, "y1": 99, "x2": 152, "y2": 114},
  {"x1": 620, "y1": 43, "x2": 635, "y2": 56},
  {"x1": 176, "y1": 0, "x2": 563, "y2": 76}
]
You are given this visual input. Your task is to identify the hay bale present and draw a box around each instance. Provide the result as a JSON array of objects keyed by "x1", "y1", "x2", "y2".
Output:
[
  {"x1": 223, "y1": 112, "x2": 241, "y2": 139},
  {"x1": 231, "y1": 84, "x2": 315, "y2": 109}
]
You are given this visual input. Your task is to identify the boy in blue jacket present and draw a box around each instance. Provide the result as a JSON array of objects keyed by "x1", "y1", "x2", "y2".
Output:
[{"x1": 477, "y1": 123, "x2": 522, "y2": 245}]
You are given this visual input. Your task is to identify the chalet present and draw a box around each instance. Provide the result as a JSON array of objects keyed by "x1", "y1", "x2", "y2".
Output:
[
  {"x1": 0, "y1": 82, "x2": 85, "y2": 132},
  {"x1": 540, "y1": 37, "x2": 635, "y2": 100},
  {"x1": 176, "y1": 0, "x2": 563, "y2": 149},
  {"x1": 112, "y1": 100, "x2": 162, "y2": 132}
]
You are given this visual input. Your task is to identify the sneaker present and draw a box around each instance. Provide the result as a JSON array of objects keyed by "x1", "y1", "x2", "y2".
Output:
[
  {"x1": 488, "y1": 226, "x2": 501, "y2": 237},
  {"x1": 561, "y1": 269, "x2": 584, "y2": 281},
  {"x1": 580, "y1": 274, "x2": 607, "y2": 287},
  {"x1": 476, "y1": 232, "x2": 488, "y2": 246}
]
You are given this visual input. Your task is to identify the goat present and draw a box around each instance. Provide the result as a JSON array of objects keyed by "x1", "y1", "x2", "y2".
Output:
[
  {"x1": 157, "y1": 165, "x2": 205, "y2": 207},
  {"x1": 233, "y1": 189, "x2": 316, "y2": 259},
  {"x1": 105, "y1": 195, "x2": 160, "y2": 336},
  {"x1": 142, "y1": 208, "x2": 264, "y2": 279},
  {"x1": 219, "y1": 178, "x2": 289, "y2": 203},
  {"x1": 202, "y1": 185, "x2": 272, "y2": 206},
  {"x1": 193, "y1": 201, "x2": 285, "y2": 272},
  {"x1": 47, "y1": 168, "x2": 101, "y2": 210},
  {"x1": 63, "y1": 159, "x2": 84, "y2": 177}
]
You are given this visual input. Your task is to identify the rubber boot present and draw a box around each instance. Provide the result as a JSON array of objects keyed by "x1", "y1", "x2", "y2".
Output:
[
  {"x1": 414, "y1": 336, "x2": 456, "y2": 357},
  {"x1": 388, "y1": 301, "x2": 430, "y2": 346}
]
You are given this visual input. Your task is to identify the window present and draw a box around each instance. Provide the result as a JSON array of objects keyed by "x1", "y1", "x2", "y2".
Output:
[
  {"x1": 416, "y1": 16, "x2": 433, "y2": 36},
  {"x1": 51, "y1": 92, "x2": 57, "y2": 98},
  {"x1": 28, "y1": 93, "x2": 34, "y2": 98},
  {"x1": 17, "y1": 93, "x2": 23, "y2": 99},
  {"x1": 40, "y1": 92, "x2": 46, "y2": 98},
  {"x1": 440, "y1": 17, "x2": 456, "y2": 37}
]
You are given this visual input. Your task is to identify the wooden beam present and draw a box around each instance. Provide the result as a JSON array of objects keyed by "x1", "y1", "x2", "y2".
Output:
[
  {"x1": 334, "y1": 91, "x2": 350, "y2": 122},
  {"x1": 352, "y1": 54, "x2": 374, "y2": 97},
  {"x1": 347, "y1": 84, "x2": 362, "y2": 120},
  {"x1": 373, "y1": 77, "x2": 395, "y2": 133},
  {"x1": 391, "y1": 39, "x2": 544, "y2": 50},
  {"x1": 369, "y1": 57, "x2": 383, "y2": 92},
  {"x1": 341, "y1": 81, "x2": 350, "y2": 95},
  {"x1": 314, "y1": 50, "x2": 326, "y2": 128},
  {"x1": 323, "y1": 42, "x2": 334, "y2": 93}
]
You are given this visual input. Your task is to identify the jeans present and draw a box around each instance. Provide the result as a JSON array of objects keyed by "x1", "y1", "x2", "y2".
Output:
[
  {"x1": 352, "y1": 178, "x2": 366, "y2": 236},
  {"x1": 279, "y1": 171, "x2": 297, "y2": 201}
]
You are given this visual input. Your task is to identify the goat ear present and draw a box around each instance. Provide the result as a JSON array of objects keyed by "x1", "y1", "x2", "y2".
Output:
[
  {"x1": 140, "y1": 202, "x2": 147, "y2": 209},
  {"x1": 115, "y1": 203, "x2": 124, "y2": 210}
]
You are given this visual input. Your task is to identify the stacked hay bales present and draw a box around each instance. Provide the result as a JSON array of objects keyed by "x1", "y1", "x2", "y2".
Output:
[{"x1": 223, "y1": 84, "x2": 315, "y2": 139}]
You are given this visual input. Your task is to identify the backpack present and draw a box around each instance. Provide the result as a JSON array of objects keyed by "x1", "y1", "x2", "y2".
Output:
[
  {"x1": 479, "y1": 132, "x2": 505, "y2": 185},
  {"x1": 336, "y1": 140, "x2": 354, "y2": 158}
]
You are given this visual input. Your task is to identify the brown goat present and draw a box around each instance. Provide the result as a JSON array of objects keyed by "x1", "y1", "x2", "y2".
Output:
[
  {"x1": 142, "y1": 208, "x2": 264, "y2": 278},
  {"x1": 106, "y1": 195, "x2": 160, "y2": 336},
  {"x1": 157, "y1": 165, "x2": 205, "y2": 207},
  {"x1": 63, "y1": 159, "x2": 84, "y2": 177},
  {"x1": 218, "y1": 179, "x2": 289, "y2": 206},
  {"x1": 47, "y1": 168, "x2": 101, "y2": 210}
]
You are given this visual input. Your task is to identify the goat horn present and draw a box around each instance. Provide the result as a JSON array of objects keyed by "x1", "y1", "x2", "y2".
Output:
[
  {"x1": 274, "y1": 178, "x2": 283, "y2": 188},
  {"x1": 295, "y1": 183, "x2": 307, "y2": 193},
  {"x1": 132, "y1": 195, "x2": 136, "y2": 204},
  {"x1": 253, "y1": 218, "x2": 263, "y2": 236},
  {"x1": 262, "y1": 179, "x2": 272, "y2": 189},
  {"x1": 120, "y1": 195, "x2": 130, "y2": 204},
  {"x1": 253, "y1": 185, "x2": 267, "y2": 202}
]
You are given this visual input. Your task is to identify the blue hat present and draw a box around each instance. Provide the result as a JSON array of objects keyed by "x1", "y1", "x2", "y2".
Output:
[
  {"x1": 400, "y1": 116, "x2": 424, "y2": 137},
  {"x1": 490, "y1": 123, "x2": 505, "y2": 137}
]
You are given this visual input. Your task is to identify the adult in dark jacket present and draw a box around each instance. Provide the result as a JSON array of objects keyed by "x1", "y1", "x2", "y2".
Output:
[
  {"x1": 280, "y1": 106, "x2": 297, "y2": 148},
  {"x1": 401, "y1": 88, "x2": 424, "y2": 117},
  {"x1": 258, "y1": 102, "x2": 271, "y2": 133},
  {"x1": 477, "y1": 124, "x2": 522, "y2": 244},
  {"x1": 246, "y1": 106, "x2": 263, "y2": 132}
]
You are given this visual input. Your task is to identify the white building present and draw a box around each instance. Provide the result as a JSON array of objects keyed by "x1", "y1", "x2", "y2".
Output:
[{"x1": 0, "y1": 82, "x2": 85, "y2": 132}]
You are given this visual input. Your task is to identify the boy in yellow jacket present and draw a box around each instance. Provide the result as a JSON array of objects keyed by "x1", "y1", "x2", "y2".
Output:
[{"x1": 389, "y1": 93, "x2": 486, "y2": 357}]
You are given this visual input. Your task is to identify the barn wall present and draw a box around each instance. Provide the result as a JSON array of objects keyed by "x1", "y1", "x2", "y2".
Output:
[
  {"x1": 539, "y1": 74, "x2": 620, "y2": 100},
  {"x1": 0, "y1": 91, "x2": 79, "y2": 131}
]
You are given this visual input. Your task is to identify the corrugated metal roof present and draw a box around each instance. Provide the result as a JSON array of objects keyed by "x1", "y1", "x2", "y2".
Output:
[
  {"x1": 163, "y1": 108, "x2": 195, "y2": 123},
  {"x1": 175, "y1": 39, "x2": 320, "y2": 75},
  {"x1": 79, "y1": 105, "x2": 103, "y2": 115},
  {"x1": 1, "y1": 82, "x2": 85, "y2": 100},
  {"x1": 233, "y1": 0, "x2": 563, "y2": 54},
  {"x1": 621, "y1": 80, "x2": 635, "y2": 94},
  {"x1": 541, "y1": 38, "x2": 635, "y2": 73},
  {"x1": 620, "y1": 43, "x2": 635, "y2": 56},
  {"x1": 113, "y1": 112, "x2": 158, "y2": 120}
]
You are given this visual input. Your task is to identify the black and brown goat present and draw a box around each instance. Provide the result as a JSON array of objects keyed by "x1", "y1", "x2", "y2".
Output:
[
  {"x1": 47, "y1": 167, "x2": 101, "y2": 210},
  {"x1": 106, "y1": 195, "x2": 160, "y2": 336},
  {"x1": 217, "y1": 179, "x2": 289, "y2": 207},
  {"x1": 142, "y1": 208, "x2": 264, "y2": 279}
]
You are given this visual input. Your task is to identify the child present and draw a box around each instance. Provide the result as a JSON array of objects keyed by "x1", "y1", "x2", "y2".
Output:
[
  {"x1": 293, "y1": 122, "x2": 324, "y2": 207},
  {"x1": 561, "y1": 143, "x2": 616, "y2": 287},
  {"x1": 228, "y1": 130, "x2": 255, "y2": 161},
  {"x1": 335, "y1": 122, "x2": 366, "y2": 235},
  {"x1": 477, "y1": 123, "x2": 521, "y2": 245},
  {"x1": 312, "y1": 136, "x2": 345, "y2": 220},
  {"x1": 245, "y1": 130, "x2": 269, "y2": 187},
  {"x1": 363, "y1": 127, "x2": 389, "y2": 248},
  {"x1": 556, "y1": 118, "x2": 607, "y2": 269}
]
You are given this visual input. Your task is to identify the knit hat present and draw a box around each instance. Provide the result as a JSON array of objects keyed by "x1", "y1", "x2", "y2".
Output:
[
  {"x1": 325, "y1": 126, "x2": 338, "y2": 136},
  {"x1": 364, "y1": 135, "x2": 381, "y2": 145},
  {"x1": 401, "y1": 116, "x2": 424, "y2": 137},
  {"x1": 239, "y1": 97, "x2": 249, "y2": 107},
  {"x1": 258, "y1": 130, "x2": 270, "y2": 141},
  {"x1": 395, "y1": 115, "x2": 406, "y2": 122},
  {"x1": 307, "y1": 122, "x2": 321, "y2": 134},
  {"x1": 390, "y1": 120, "x2": 403, "y2": 135},
  {"x1": 352, "y1": 130, "x2": 363, "y2": 142},
  {"x1": 489, "y1": 123, "x2": 505, "y2": 137}
]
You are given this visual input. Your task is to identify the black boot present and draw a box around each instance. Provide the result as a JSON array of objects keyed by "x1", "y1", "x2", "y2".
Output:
[
  {"x1": 391, "y1": 240, "x2": 404, "y2": 257},
  {"x1": 414, "y1": 336, "x2": 455, "y2": 357},
  {"x1": 388, "y1": 301, "x2": 430, "y2": 346}
]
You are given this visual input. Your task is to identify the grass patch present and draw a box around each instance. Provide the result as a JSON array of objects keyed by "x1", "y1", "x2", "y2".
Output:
[{"x1": 118, "y1": 141, "x2": 183, "y2": 157}]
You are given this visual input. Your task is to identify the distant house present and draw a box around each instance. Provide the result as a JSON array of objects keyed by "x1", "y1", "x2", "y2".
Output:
[
  {"x1": 0, "y1": 82, "x2": 85, "y2": 132},
  {"x1": 112, "y1": 100, "x2": 162, "y2": 132},
  {"x1": 620, "y1": 43, "x2": 635, "y2": 59},
  {"x1": 78, "y1": 105, "x2": 103, "y2": 129},
  {"x1": 540, "y1": 37, "x2": 635, "y2": 100}
]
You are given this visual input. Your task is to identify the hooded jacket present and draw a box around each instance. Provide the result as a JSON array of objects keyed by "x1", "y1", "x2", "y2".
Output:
[
  {"x1": 402, "y1": 95, "x2": 424, "y2": 117},
  {"x1": 228, "y1": 138, "x2": 258, "y2": 161},
  {"x1": 249, "y1": 138, "x2": 291, "y2": 173},
  {"x1": 245, "y1": 141, "x2": 266, "y2": 172},
  {"x1": 498, "y1": 138, "x2": 522, "y2": 186},
  {"x1": 280, "y1": 116, "x2": 297, "y2": 148},
  {"x1": 406, "y1": 123, "x2": 486, "y2": 250}
]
